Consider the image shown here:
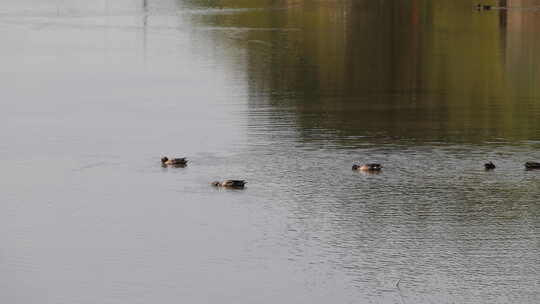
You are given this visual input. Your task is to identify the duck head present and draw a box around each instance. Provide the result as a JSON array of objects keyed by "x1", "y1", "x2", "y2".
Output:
[
  {"x1": 161, "y1": 157, "x2": 169, "y2": 164},
  {"x1": 352, "y1": 164, "x2": 360, "y2": 170}
]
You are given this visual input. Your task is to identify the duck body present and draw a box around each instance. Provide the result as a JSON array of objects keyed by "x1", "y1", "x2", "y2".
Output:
[
  {"x1": 476, "y1": 4, "x2": 492, "y2": 10},
  {"x1": 161, "y1": 156, "x2": 187, "y2": 166},
  {"x1": 484, "y1": 161, "x2": 496, "y2": 170},
  {"x1": 352, "y1": 163, "x2": 382, "y2": 171},
  {"x1": 211, "y1": 180, "x2": 246, "y2": 189},
  {"x1": 525, "y1": 162, "x2": 540, "y2": 169}
]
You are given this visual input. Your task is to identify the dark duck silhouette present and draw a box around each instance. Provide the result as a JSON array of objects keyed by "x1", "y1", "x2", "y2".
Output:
[
  {"x1": 476, "y1": 4, "x2": 492, "y2": 10},
  {"x1": 484, "y1": 161, "x2": 496, "y2": 170},
  {"x1": 211, "y1": 180, "x2": 247, "y2": 189},
  {"x1": 525, "y1": 162, "x2": 540, "y2": 170},
  {"x1": 352, "y1": 163, "x2": 382, "y2": 172},
  {"x1": 161, "y1": 156, "x2": 187, "y2": 167}
]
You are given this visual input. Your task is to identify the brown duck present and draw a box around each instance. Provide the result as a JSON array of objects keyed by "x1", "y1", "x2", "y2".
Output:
[
  {"x1": 161, "y1": 157, "x2": 187, "y2": 166},
  {"x1": 352, "y1": 164, "x2": 382, "y2": 172},
  {"x1": 211, "y1": 180, "x2": 247, "y2": 189}
]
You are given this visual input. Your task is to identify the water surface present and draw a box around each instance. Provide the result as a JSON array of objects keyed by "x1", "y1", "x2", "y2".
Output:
[{"x1": 1, "y1": 1, "x2": 539, "y2": 303}]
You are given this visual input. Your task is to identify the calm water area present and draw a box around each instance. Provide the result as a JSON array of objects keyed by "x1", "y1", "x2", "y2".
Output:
[{"x1": 1, "y1": 0, "x2": 540, "y2": 303}]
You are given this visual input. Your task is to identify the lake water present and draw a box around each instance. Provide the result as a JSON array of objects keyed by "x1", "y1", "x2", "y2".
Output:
[{"x1": 1, "y1": 0, "x2": 539, "y2": 303}]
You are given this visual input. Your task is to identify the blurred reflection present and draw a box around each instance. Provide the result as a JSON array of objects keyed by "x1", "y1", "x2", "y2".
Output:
[{"x1": 190, "y1": 0, "x2": 540, "y2": 144}]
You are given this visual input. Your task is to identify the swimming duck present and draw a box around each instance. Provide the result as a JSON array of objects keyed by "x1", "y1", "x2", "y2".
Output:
[
  {"x1": 484, "y1": 161, "x2": 496, "y2": 170},
  {"x1": 352, "y1": 164, "x2": 382, "y2": 171},
  {"x1": 476, "y1": 4, "x2": 492, "y2": 10},
  {"x1": 211, "y1": 180, "x2": 247, "y2": 189},
  {"x1": 161, "y1": 156, "x2": 187, "y2": 166},
  {"x1": 525, "y1": 162, "x2": 540, "y2": 169}
]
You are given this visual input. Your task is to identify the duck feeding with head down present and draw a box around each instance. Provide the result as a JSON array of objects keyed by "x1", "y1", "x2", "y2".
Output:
[
  {"x1": 352, "y1": 163, "x2": 382, "y2": 172},
  {"x1": 161, "y1": 156, "x2": 187, "y2": 167},
  {"x1": 211, "y1": 180, "x2": 247, "y2": 189}
]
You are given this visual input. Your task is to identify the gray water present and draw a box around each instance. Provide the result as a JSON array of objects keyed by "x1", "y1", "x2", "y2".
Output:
[{"x1": 1, "y1": 0, "x2": 539, "y2": 303}]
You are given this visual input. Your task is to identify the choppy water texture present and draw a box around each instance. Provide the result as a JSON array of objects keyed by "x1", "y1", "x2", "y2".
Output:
[{"x1": 1, "y1": 0, "x2": 540, "y2": 303}]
